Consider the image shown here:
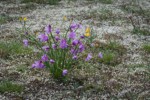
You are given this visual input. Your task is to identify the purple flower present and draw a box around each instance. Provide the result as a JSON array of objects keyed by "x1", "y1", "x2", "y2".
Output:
[
  {"x1": 80, "y1": 35, "x2": 84, "y2": 39},
  {"x1": 77, "y1": 24, "x2": 82, "y2": 29},
  {"x1": 41, "y1": 54, "x2": 48, "y2": 62},
  {"x1": 62, "y1": 69, "x2": 68, "y2": 76},
  {"x1": 98, "y1": 52, "x2": 103, "y2": 58},
  {"x1": 79, "y1": 43, "x2": 85, "y2": 52},
  {"x1": 25, "y1": 32, "x2": 28, "y2": 35},
  {"x1": 38, "y1": 34, "x2": 48, "y2": 42},
  {"x1": 55, "y1": 36, "x2": 60, "y2": 41},
  {"x1": 68, "y1": 32, "x2": 76, "y2": 39},
  {"x1": 23, "y1": 39, "x2": 28, "y2": 46},
  {"x1": 55, "y1": 29, "x2": 60, "y2": 34},
  {"x1": 32, "y1": 60, "x2": 45, "y2": 68},
  {"x1": 45, "y1": 24, "x2": 52, "y2": 34},
  {"x1": 72, "y1": 39, "x2": 79, "y2": 46},
  {"x1": 85, "y1": 53, "x2": 92, "y2": 61},
  {"x1": 60, "y1": 39, "x2": 67, "y2": 49},
  {"x1": 70, "y1": 48, "x2": 78, "y2": 55},
  {"x1": 50, "y1": 59, "x2": 55, "y2": 64},
  {"x1": 72, "y1": 55, "x2": 77, "y2": 60},
  {"x1": 52, "y1": 44, "x2": 57, "y2": 49},
  {"x1": 70, "y1": 23, "x2": 78, "y2": 30},
  {"x1": 42, "y1": 45, "x2": 49, "y2": 52}
]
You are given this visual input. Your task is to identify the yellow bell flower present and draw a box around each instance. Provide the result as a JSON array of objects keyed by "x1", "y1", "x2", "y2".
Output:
[
  {"x1": 23, "y1": 17, "x2": 27, "y2": 21},
  {"x1": 63, "y1": 16, "x2": 67, "y2": 21},
  {"x1": 84, "y1": 32, "x2": 90, "y2": 37},
  {"x1": 85, "y1": 27, "x2": 90, "y2": 33},
  {"x1": 84, "y1": 27, "x2": 91, "y2": 37}
]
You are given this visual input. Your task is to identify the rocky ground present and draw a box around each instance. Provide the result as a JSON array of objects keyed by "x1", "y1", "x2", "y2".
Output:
[{"x1": 0, "y1": 0, "x2": 150, "y2": 99}]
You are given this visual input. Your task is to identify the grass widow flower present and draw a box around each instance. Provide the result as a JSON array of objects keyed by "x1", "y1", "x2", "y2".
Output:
[
  {"x1": 45, "y1": 24, "x2": 52, "y2": 34},
  {"x1": 98, "y1": 52, "x2": 103, "y2": 58},
  {"x1": 38, "y1": 33, "x2": 48, "y2": 42},
  {"x1": 55, "y1": 35, "x2": 60, "y2": 41},
  {"x1": 72, "y1": 55, "x2": 77, "y2": 60},
  {"x1": 70, "y1": 23, "x2": 78, "y2": 31},
  {"x1": 55, "y1": 29, "x2": 60, "y2": 34},
  {"x1": 62, "y1": 69, "x2": 68, "y2": 76},
  {"x1": 85, "y1": 53, "x2": 92, "y2": 61},
  {"x1": 79, "y1": 43, "x2": 85, "y2": 52},
  {"x1": 52, "y1": 44, "x2": 57, "y2": 49},
  {"x1": 68, "y1": 32, "x2": 76, "y2": 39},
  {"x1": 32, "y1": 60, "x2": 45, "y2": 68},
  {"x1": 41, "y1": 54, "x2": 48, "y2": 62},
  {"x1": 42, "y1": 45, "x2": 49, "y2": 52},
  {"x1": 72, "y1": 39, "x2": 79, "y2": 46},
  {"x1": 50, "y1": 59, "x2": 55, "y2": 64},
  {"x1": 23, "y1": 39, "x2": 28, "y2": 46},
  {"x1": 60, "y1": 39, "x2": 67, "y2": 49}
]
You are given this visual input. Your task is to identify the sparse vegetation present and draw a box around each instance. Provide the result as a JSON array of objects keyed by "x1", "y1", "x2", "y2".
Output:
[
  {"x1": 0, "y1": 81, "x2": 24, "y2": 93},
  {"x1": 21, "y1": 0, "x2": 61, "y2": 5},
  {"x1": 87, "y1": 0, "x2": 113, "y2": 4},
  {"x1": 0, "y1": 15, "x2": 14, "y2": 24},
  {"x1": 142, "y1": 44, "x2": 150, "y2": 53},
  {"x1": 0, "y1": 41, "x2": 32, "y2": 58}
]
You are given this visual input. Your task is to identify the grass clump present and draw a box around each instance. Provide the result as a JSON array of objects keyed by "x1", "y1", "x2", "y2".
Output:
[
  {"x1": 132, "y1": 28, "x2": 150, "y2": 36},
  {"x1": 0, "y1": 15, "x2": 13, "y2": 25},
  {"x1": 0, "y1": 41, "x2": 32, "y2": 58},
  {"x1": 142, "y1": 44, "x2": 150, "y2": 54},
  {"x1": 87, "y1": 0, "x2": 112, "y2": 4},
  {"x1": 96, "y1": 0, "x2": 112, "y2": 4},
  {"x1": 0, "y1": 81, "x2": 24, "y2": 93},
  {"x1": 21, "y1": 0, "x2": 61, "y2": 5}
]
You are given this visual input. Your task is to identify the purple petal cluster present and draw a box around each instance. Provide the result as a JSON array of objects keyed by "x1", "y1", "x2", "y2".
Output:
[
  {"x1": 55, "y1": 29, "x2": 60, "y2": 34},
  {"x1": 45, "y1": 24, "x2": 52, "y2": 34},
  {"x1": 72, "y1": 39, "x2": 79, "y2": 46},
  {"x1": 42, "y1": 45, "x2": 49, "y2": 52},
  {"x1": 23, "y1": 39, "x2": 28, "y2": 46},
  {"x1": 62, "y1": 69, "x2": 68, "y2": 76},
  {"x1": 72, "y1": 55, "x2": 77, "y2": 60},
  {"x1": 70, "y1": 23, "x2": 78, "y2": 30},
  {"x1": 85, "y1": 53, "x2": 92, "y2": 61},
  {"x1": 32, "y1": 60, "x2": 45, "y2": 68},
  {"x1": 50, "y1": 59, "x2": 55, "y2": 64},
  {"x1": 52, "y1": 44, "x2": 57, "y2": 49},
  {"x1": 60, "y1": 39, "x2": 67, "y2": 49},
  {"x1": 41, "y1": 54, "x2": 48, "y2": 62},
  {"x1": 55, "y1": 35, "x2": 60, "y2": 41},
  {"x1": 98, "y1": 52, "x2": 103, "y2": 58},
  {"x1": 68, "y1": 32, "x2": 76, "y2": 39},
  {"x1": 38, "y1": 34, "x2": 48, "y2": 42},
  {"x1": 79, "y1": 43, "x2": 85, "y2": 52},
  {"x1": 70, "y1": 48, "x2": 78, "y2": 55}
]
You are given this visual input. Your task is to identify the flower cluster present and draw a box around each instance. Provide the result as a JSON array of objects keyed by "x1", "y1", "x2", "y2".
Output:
[{"x1": 22, "y1": 18, "x2": 103, "y2": 80}]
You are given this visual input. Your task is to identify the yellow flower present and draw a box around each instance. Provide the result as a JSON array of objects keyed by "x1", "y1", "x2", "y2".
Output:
[
  {"x1": 23, "y1": 17, "x2": 27, "y2": 21},
  {"x1": 85, "y1": 27, "x2": 90, "y2": 33},
  {"x1": 84, "y1": 32, "x2": 90, "y2": 37},
  {"x1": 84, "y1": 27, "x2": 91, "y2": 37},
  {"x1": 19, "y1": 17, "x2": 23, "y2": 21},
  {"x1": 63, "y1": 16, "x2": 67, "y2": 21}
]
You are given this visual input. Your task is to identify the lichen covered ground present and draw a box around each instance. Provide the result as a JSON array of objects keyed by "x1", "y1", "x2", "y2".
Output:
[{"x1": 0, "y1": 0, "x2": 150, "y2": 99}]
